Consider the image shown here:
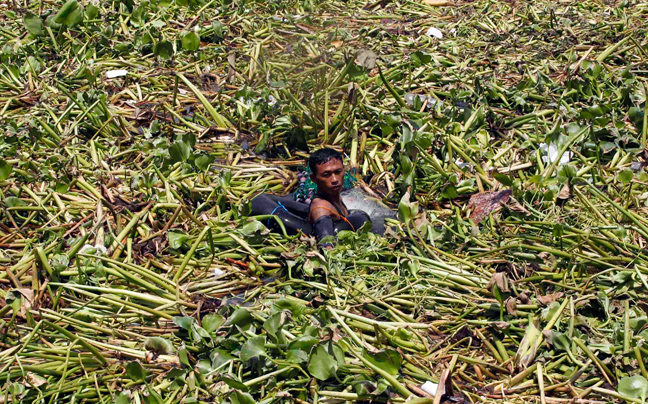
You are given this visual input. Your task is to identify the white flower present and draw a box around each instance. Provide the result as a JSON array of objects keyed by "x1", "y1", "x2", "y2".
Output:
[
  {"x1": 426, "y1": 27, "x2": 443, "y2": 39},
  {"x1": 106, "y1": 70, "x2": 128, "y2": 79},
  {"x1": 213, "y1": 268, "x2": 224, "y2": 277},
  {"x1": 539, "y1": 142, "x2": 571, "y2": 165}
]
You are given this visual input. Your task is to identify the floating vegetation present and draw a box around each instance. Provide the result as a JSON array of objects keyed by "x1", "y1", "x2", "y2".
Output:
[{"x1": 0, "y1": 0, "x2": 647, "y2": 403}]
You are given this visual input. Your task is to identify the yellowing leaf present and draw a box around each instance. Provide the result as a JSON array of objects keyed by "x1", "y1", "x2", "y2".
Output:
[{"x1": 422, "y1": 0, "x2": 449, "y2": 6}]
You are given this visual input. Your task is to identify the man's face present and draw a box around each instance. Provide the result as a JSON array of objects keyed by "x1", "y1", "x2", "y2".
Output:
[{"x1": 311, "y1": 159, "x2": 344, "y2": 197}]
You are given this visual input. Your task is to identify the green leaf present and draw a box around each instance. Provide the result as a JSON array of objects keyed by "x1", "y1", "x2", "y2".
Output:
[
  {"x1": 211, "y1": 349, "x2": 236, "y2": 369},
  {"x1": 114, "y1": 392, "x2": 130, "y2": 404},
  {"x1": 196, "y1": 359, "x2": 214, "y2": 374},
  {"x1": 494, "y1": 174, "x2": 513, "y2": 186},
  {"x1": 411, "y1": 50, "x2": 432, "y2": 66},
  {"x1": 168, "y1": 232, "x2": 189, "y2": 249},
  {"x1": 541, "y1": 301, "x2": 561, "y2": 321},
  {"x1": 4, "y1": 197, "x2": 25, "y2": 208},
  {"x1": 398, "y1": 191, "x2": 419, "y2": 226},
  {"x1": 202, "y1": 314, "x2": 224, "y2": 332},
  {"x1": 224, "y1": 308, "x2": 253, "y2": 327},
  {"x1": 178, "y1": 347, "x2": 191, "y2": 367},
  {"x1": 182, "y1": 31, "x2": 201, "y2": 51},
  {"x1": 0, "y1": 159, "x2": 13, "y2": 181},
  {"x1": 145, "y1": 386, "x2": 163, "y2": 404},
  {"x1": 254, "y1": 132, "x2": 270, "y2": 153},
  {"x1": 619, "y1": 375, "x2": 648, "y2": 402},
  {"x1": 144, "y1": 337, "x2": 174, "y2": 355},
  {"x1": 238, "y1": 220, "x2": 269, "y2": 237},
  {"x1": 619, "y1": 169, "x2": 633, "y2": 184},
  {"x1": 629, "y1": 107, "x2": 645, "y2": 130},
  {"x1": 545, "y1": 331, "x2": 570, "y2": 352},
  {"x1": 221, "y1": 374, "x2": 248, "y2": 391},
  {"x1": 153, "y1": 40, "x2": 174, "y2": 60},
  {"x1": 169, "y1": 141, "x2": 191, "y2": 163},
  {"x1": 440, "y1": 185, "x2": 458, "y2": 199},
  {"x1": 288, "y1": 335, "x2": 319, "y2": 351},
  {"x1": 272, "y1": 298, "x2": 306, "y2": 318},
  {"x1": 230, "y1": 390, "x2": 255, "y2": 404},
  {"x1": 173, "y1": 316, "x2": 194, "y2": 330},
  {"x1": 86, "y1": 3, "x2": 99, "y2": 19},
  {"x1": 240, "y1": 336, "x2": 266, "y2": 362},
  {"x1": 24, "y1": 13, "x2": 44, "y2": 36},
  {"x1": 5, "y1": 290, "x2": 21, "y2": 313},
  {"x1": 126, "y1": 361, "x2": 147, "y2": 382},
  {"x1": 8, "y1": 382, "x2": 25, "y2": 395},
  {"x1": 212, "y1": 20, "x2": 225, "y2": 38},
  {"x1": 308, "y1": 343, "x2": 344, "y2": 380},
  {"x1": 286, "y1": 348, "x2": 309, "y2": 363},
  {"x1": 263, "y1": 311, "x2": 288, "y2": 337},
  {"x1": 362, "y1": 349, "x2": 402, "y2": 375},
  {"x1": 195, "y1": 155, "x2": 213, "y2": 171},
  {"x1": 54, "y1": 0, "x2": 84, "y2": 27}
]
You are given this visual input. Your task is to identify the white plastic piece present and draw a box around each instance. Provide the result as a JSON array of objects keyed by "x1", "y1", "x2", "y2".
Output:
[
  {"x1": 213, "y1": 268, "x2": 224, "y2": 277},
  {"x1": 420, "y1": 381, "x2": 442, "y2": 396},
  {"x1": 539, "y1": 142, "x2": 572, "y2": 165},
  {"x1": 106, "y1": 70, "x2": 128, "y2": 79},
  {"x1": 79, "y1": 244, "x2": 107, "y2": 256},
  {"x1": 426, "y1": 27, "x2": 443, "y2": 39}
]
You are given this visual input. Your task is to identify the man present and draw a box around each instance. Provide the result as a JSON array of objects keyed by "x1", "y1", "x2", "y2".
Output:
[{"x1": 308, "y1": 148, "x2": 370, "y2": 247}]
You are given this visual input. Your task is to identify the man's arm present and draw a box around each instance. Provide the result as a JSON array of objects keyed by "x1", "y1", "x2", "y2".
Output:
[{"x1": 309, "y1": 199, "x2": 336, "y2": 249}]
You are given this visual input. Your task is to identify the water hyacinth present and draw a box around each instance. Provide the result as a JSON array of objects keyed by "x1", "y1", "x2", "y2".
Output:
[{"x1": 0, "y1": 0, "x2": 647, "y2": 403}]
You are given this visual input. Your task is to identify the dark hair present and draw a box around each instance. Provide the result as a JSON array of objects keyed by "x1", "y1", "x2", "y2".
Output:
[{"x1": 308, "y1": 148, "x2": 343, "y2": 173}]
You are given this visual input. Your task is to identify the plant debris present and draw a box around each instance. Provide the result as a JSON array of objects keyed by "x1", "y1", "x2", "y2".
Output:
[{"x1": 0, "y1": 0, "x2": 648, "y2": 403}]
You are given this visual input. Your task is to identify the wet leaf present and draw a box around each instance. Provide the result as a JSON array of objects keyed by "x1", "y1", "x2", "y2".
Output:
[
  {"x1": 173, "y1": 316, "x2": 194, "y2": 330},
  {"x1": 224, "y1": 308, "x2": 253, "y2": 327},
  {"x1": 618, "y1": 375, "x2": 648, "y2": 402},
  {"x1": 153, "y1": 40, "x2": 174, "y2": 60},
  {"x1": 126, "y1": 361, "x2": 147, "y2": 382},
  {"x1": 54, "y1": 0, "x2": 84, "y2": 27},
  {"x1": 537, "y1": 292, "x2": 563, "y2": 305},
  {"x1": 308, "y1": 343, "x2": 344, "y2": 380},
  {"x1": 362, "y1": 349, "x2": 402, "y2": 375},
  {"x1": 168, "y1": 232, "x2": 189, "y2": 249},
  {"x1": 467, "y1": 190, "x2": 512, "y2": 224},
  {"x1": 114, "y1": 392, "x2": 130, "y2": 404},
  {"x1": 202, "y1": 314, "x2": 224, "y2": 332},
  {"x1": 145, "y1": 337, "x2": 174, "y2": 355},
  {"x1": 356, "y1": 49, "x2": 377, "y2": 70},
  {"x1": 230, "y1": 390, "x2": 255, "y2": 404},
  {"x1": 240, "y1": 336, "x2": 266, "y2": 362},
  {"x1": 0, "y1": 159, "x2": 13, "y2": 181},
  {"x1": 182, "y1": 31, "x2": 201, "y2": 51},
  {"x1": 398, "y1": 191, "x2": 419, "y2": 226},
  {"x1": 24, "y1": 13, "x2": 43, "y2": 37}
]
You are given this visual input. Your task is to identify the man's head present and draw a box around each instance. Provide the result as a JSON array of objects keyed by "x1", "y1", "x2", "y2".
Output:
[{"x1": 308, "y1": 148, "x2": 344, "y2": 197}]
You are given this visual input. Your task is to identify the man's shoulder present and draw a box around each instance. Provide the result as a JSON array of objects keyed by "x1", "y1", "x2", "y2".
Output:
[{"x1": 309, "y1": 197, "x2": 336, "y2": 212}]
